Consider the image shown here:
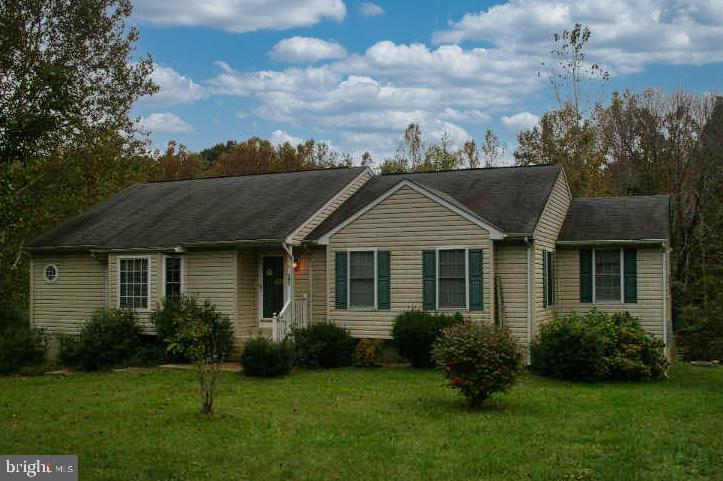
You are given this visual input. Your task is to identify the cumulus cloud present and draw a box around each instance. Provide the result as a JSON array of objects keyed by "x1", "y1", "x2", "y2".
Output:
[
  {"x1": 269, "y1": 129, "x2": 305, "y2": 145},
  {"x1": 143, "y1": 65, "x2": 206, "y2": 106},
  {"x1": 501, "y1": 112, "x2": 540, "y2": 132},
  {"x1": 140, "y1": 112, "x2": 195, "y2": 134},
  {"x1": 133, "y1": 0, "x2": 346, "y2": 33},
  {"x1": 269, "y1": 37, "x2": 347, "y2": 63},
  {"x1": 433, "y1": 0, "x2": 723, "y2": 73},
  {"x1": 359, "y1": 2, "x2": 384, "y2": 17}
]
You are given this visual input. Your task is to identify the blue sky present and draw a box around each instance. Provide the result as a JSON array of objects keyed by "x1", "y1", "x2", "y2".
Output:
[{"x1": 131, "y1": 0, "x2": 723, "y2": 163}]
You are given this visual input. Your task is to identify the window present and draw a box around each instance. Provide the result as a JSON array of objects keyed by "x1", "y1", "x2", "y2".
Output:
[
  {"x1": 543, "y1": 250, "x2": 555, "y2": 307},
  {"x1": 438, "y1": 249, "x2": 467, "y2": 309},
  {"x1": 119, "y1": 257, "x2": 149, "y2": 310},
  {"x1": 594, "y1": 249, "x2": 621, "y2": 302},
  {"x1": 44, "y1": 264, "x2": 58, "y2": 283},
  {"x1": 164, "y1": 256, "x2": 182, "y2": 301},
  {"x1": 349, "y1": 251, "x2": 375, "y2": 308}
]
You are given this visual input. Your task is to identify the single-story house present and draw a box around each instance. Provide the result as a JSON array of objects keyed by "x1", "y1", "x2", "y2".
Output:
[{"x1": 27, "y1": 165, "x2": 672, "y2": 357}]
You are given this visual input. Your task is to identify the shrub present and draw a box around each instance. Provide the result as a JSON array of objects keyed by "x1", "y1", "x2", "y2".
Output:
[
  {"x1": 67, "y1": 308, "x2": 142, "y2": 371},
  {"x1": 530, "y1": 310, "x2": 669, "y2": 382},
  {"x1": 292, "y1": 322, "x2": 355, "y2": 368},
  {"x1": 165, "y1": 296, "x2": 233, "y2": 414},
  {"x1": 354, "y1": 338, "x2": 386, "y2": 368},
  {"x1": 240, "y1": 336, "x2": 294, "y2": 377},
  {"x1": 151, "y1": 298, "x2": 191, "y2": 362},
  {"x1": 433, "y1": 322, "x2": 522, "y2": 409},
  {"x1": 0, "y1": 304, "x2": 47, "y2": 374},
  {"x1": 392, "y1": 310, "x2": 464, "y2": 368}
]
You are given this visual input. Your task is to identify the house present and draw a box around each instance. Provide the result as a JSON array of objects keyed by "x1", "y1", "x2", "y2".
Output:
[{"x1": 26, "y1": 165, "x2": 672, "y2": 356}]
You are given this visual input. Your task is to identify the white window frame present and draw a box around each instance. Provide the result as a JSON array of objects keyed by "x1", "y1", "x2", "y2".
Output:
[
  {"x1": 117, "y1": 255, "x2": 151, "y2": 312},
  {"x1": 347, "y1": 248, "x2": 378, "y2": 310},
  {"x1": 43, "y1": 264, "x2": 59, "y2": 284},
  {"x1": 436, "y1": 246, "x2": 469, "y2": 310},
  {"x1": 591, "y1": 248, "x2": 624, "y2": 304},
  {"x1": 162, "y1": 255, "x2": 184, "y2": 301}
]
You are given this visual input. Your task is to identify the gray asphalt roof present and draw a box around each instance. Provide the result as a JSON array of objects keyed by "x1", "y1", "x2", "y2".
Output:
[
  {"x1": 28, "y1": 167, "x2": 367, "y2": 250},
  {"x1": 558, "y1": 195, "x2": 670, "y2": 242},
  {"x1": 308, "y1": 164, "x2": 564, "y2": 239}
]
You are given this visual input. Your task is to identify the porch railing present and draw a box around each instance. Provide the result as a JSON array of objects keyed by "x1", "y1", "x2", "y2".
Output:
[{"x1": 271, "y1": 297, "x2": 309, "y2": 341}]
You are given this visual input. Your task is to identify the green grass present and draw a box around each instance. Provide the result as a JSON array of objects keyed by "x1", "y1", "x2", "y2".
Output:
[{"x1": 1, "y1": 363, "x2": 721, "y2": 481}]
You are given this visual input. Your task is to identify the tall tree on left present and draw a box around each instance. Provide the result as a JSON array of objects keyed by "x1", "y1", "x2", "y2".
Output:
[{"x1": 0, "y1": 0, "x2": 158, "y2": 307}]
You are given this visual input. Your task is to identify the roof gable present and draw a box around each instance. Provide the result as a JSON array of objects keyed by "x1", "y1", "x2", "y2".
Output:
[
  {"x1": 309, "y1": 164, "x2": 563, "y2": 240},
  {"x1": 317, "y1": 179, "x2": 506, "y2": 243}
]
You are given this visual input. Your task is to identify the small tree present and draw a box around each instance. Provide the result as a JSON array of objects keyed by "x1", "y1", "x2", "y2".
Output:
[
  {"x1": 433, "y1": 322, "x2": 522, "y2": 409},
  {"x1": 166, "y1": 296, "x2": 233, "y2": 414}
]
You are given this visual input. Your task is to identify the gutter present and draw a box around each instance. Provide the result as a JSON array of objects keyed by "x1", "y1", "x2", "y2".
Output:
[{"x1": 556, "y1": 239, "x2": 666, "y2": 247}]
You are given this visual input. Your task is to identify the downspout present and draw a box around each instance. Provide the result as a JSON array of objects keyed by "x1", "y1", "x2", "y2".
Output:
[
  {"x1": 661, "y1": 243, "x2": 668, "y2": 356},
  {"x1": 525, "y1": 236, "x2": 534, "y2": 363},
  {"x1": 282, "y1": 242, "x2": 294, "y2": 319}
]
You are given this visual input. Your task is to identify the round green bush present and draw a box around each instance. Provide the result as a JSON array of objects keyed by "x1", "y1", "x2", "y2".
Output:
[
  {"x1": 531, "y1": 310, "x2": 669, "y2": 381},
  {"x1": 433, "y1": 322, "x2": 522, "y2": 409},
  {"x1": 292, "y1": 322, "x2": 355, "y2": 368},
  {"x1": 392, "y1": 310, "x2": 464, "y2": 368},
  {"x1": 240, "y1": 336, "x2": 294, "y2": 377},
  {"x1": 0, "y1": 308, "x2": 46, "y2": 375},
  {"x1": 68, "y1": 308, "x2": 142, "y2": 371}
]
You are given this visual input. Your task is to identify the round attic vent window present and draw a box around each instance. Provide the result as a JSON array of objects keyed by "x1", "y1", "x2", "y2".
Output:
[{"x1": 44, "y1": 264, "x2": 58, "y2": 283}]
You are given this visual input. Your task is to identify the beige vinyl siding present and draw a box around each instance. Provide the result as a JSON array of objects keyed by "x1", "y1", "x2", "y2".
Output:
[
  {"x1": 311, "y1": 246, "x2": 328, "y2": 322},
  {"x1": 185, "y1": 250, "x2": 238, "y2": 330},
  {"x1": 30, "y1": 254, "x2": 107, "y2": 334},
  {"x1": 328, "y1": 185, "x2": 493, "y2": 338},
  {"x1": 533, "y1": 170, "x2": 571, "y2": 328},
  {"x1": 494, "y1": 244, "x2": 530, "y2": 347},
  {"x1": 556, "y1": 246, "x2": 666, "y2": 336},
  {"x1": 290, "y1": 168, "x2": 373, "y2": 243},
  {"x1": 108, "y1": 253, "x2": 161, "y2": 331},
  {"x1": 237, "y1": 248, "x2": 258, "y2": 338},
  {"x1": 293, "y1": 249, "x2": 312, "y2": 323}
]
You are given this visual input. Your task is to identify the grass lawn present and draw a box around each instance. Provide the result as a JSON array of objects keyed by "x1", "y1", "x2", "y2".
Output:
[{"x1": 1, "y1": 363, "x2": 721, "y2": 481}]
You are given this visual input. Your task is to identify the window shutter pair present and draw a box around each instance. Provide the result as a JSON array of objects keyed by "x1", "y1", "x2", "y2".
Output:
[
  {"x1": 579, "y1": 248, "x2": 637, "y2": 303},
  {"x1": 334, "y1": 251, "x2": 390, "y2": 310},
  {"x1": 422, "y1": 249, "x2": 483, "y2": 311}
]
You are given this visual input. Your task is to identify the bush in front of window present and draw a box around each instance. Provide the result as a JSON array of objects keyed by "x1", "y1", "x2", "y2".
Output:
[
  {"x1": 353, "y1": 338, "x2": 387, "y2": 368},
  {"x1": 433, "y1": 322, "x2": 523, "y2": 409},
  {"x1": 392, "y1": 310, "x2": 464, "y2": 368},
  {"x1": 60, "y1": 308, "x2": 142, "y2": 371},
  {"x1": 530, "y1": 309, "x2": 669, "y2": 381},
  {"x1": 0, "y1": 303, "x2": 47, "y2": 375},
  {"x1": 291, "y1": 322, "x2": 356, "y2": 368},
  {"x1": 240, "y1": 336, "x2": 294, "y2": 377},
  {"x1": 151, "y1": 298, "x2": 193, "y2": 362}
]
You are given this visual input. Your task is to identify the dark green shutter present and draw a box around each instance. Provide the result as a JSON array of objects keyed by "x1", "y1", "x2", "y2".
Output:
[
  {"x1": 469, "y1": 249, "x2": 483, "y2": 311},
  {"x1": 377, "y1": 251, "x2": 391, "y2": 309},
  {"x1": 335, "y1": 251, "x2": 347, "y2": 309},
  {"x1": 580, "y1": 249, "x2": 593, "y2": 303},
  {"x1": 624, "y1": 248, "x2": 638, "y2": 303},
  {"x1": 422, "y1": 250, "x2": 436, "y2": 310},
  {"x1": 549, "y1": 252, "x2": 555, "y2": 306},
  {"x1": 543, "y1": 251, "x2": 548, "y2": 308}
]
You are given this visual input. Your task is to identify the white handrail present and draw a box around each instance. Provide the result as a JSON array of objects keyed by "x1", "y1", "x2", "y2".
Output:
[{"x1": 272, "y1": 299, "x2": 292, "y2": 342}]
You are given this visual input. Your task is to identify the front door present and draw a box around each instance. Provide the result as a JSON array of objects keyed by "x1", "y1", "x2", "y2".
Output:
[{"x1": 262, "y1": 256, "x2": 284, "y2": 318}]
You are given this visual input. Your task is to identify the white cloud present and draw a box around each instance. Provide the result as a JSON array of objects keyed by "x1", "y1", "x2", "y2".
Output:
[
  {"x1": 134, "y1": 0, "x2": 346, "y2": 33},
  {"x1": 269, "y1": 129, "x2": 305, "y2": 145},
  {"x1": 433, "y1": 0, "x2": 723, "y2": 73},
  {"x1": 359, "y1": 2, "x2": 384, "y2": 17},
  {"x1": 140, "y1": 112, "x2": 195, "y2": 134},
  {"x1": 269, "y1": 37, "x2": 347, "y2": 63},
  {"x1": 143, "y1": 65, "x2": 206, "y2": 106},
  {"x1": 501, "y1": 112, "x2": 540, "y2": 132}
]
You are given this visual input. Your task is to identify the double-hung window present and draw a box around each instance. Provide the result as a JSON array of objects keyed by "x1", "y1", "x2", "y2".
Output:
[
  {"x1": 438, "y1": 249, "x2": 467, "y2": 309},
  {"x1": 119, "y1": 257, "x2": 149, "y2": 310},
  {"x1": 580, "y1": 248, "x2": 637, "y2": 304},
  {"x1": 164, "y1": 256, "x2": 182, "y2": 302},
  {"x1": 594, "y1": 249, "x2": 621, "y2": 302},
  {"x1": 349, "y1": 251, "x2": 376, "y2": 308}
]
